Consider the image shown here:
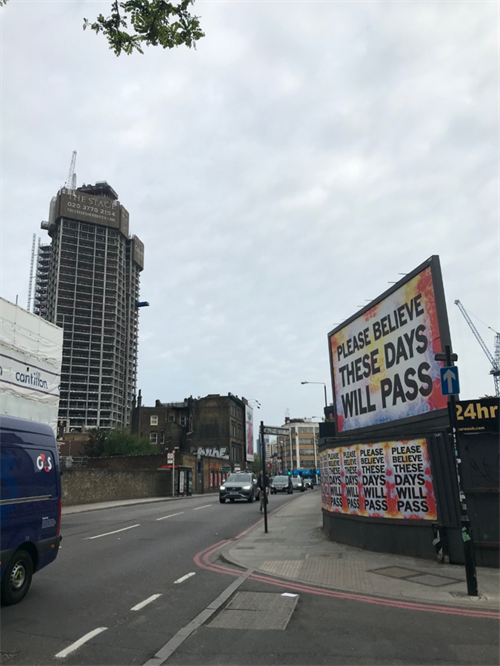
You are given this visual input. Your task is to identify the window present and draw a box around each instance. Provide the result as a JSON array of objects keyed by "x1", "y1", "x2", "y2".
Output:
[
  {"x1": 168, "y1": 415, "x2": 174, "y2": 422},
  {"x1": 150, "y1": 432, "x2": 157, "y2": 444},
  {"x1": 231, "y1": 421, "x2": 237, "y2": 437},
  {"x1": 150, "y1": 415, "x2": 158, "y2": 426},
  {"x1": 180, "y1": 416, "x2": 187, "y2": 427}
]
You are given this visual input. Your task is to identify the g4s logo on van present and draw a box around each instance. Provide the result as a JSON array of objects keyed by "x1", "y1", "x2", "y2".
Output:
[{"x1": 36, "y1": 454, "x2": 53, "y2": 472}]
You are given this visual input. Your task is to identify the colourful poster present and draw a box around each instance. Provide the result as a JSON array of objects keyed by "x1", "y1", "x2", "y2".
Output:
[
  {"x1": 320, "y1": 439, "x2": 437, "y2": 521},
  {"x1": 245, "y1": 406, "x2": 254, "y2": 462},
  {"x1": 330, "y1": 265, "x2": 447, "y2": 433}
]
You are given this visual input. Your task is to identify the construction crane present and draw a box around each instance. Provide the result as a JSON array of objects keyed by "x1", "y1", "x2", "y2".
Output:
[
  {"x1": 455, "y1": 299, "x2": 500, "y2": 397},
  {"x1": 65, "y1": 150, "x2": 77, "y2": 191}
]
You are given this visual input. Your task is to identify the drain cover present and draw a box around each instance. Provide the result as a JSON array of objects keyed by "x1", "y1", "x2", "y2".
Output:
[
  {"x1": 208, "y1": 592, "x2": 298, "y2": 630},
  {"x1": 370, "y1": 566, "x2": 419, "y2": 579}
]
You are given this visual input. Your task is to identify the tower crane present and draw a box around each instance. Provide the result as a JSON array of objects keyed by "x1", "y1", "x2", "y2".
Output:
[
  {"x1": 65, "y1": 150, "x2": 77, "y2": 191},
  {"x1": 455, "y1": 299, "x2": 500, "y2": 397}
]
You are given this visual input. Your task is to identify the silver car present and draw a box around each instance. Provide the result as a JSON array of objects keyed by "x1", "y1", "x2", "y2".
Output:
[{"x1": 219, "y1": 473, "x2": 259, "y2": 503}]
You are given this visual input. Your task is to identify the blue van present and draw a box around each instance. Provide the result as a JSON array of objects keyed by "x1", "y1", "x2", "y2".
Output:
[{"x1": 0, "y1": 415, "x2": 62, "y2": 605}]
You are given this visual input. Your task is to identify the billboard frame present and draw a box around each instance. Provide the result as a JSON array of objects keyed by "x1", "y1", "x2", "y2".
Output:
[{"x1": 327, "y1": 255, "x2": 452, "y2": 439}]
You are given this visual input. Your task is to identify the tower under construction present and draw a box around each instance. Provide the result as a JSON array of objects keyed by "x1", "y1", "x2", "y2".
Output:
[{"x1": 35, "y1": 181, "x2": 144, "y2": 431}]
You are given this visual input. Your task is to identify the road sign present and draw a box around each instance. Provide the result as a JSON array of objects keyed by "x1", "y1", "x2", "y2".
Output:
[
  {"x1": 440, "y1": 366, "x2": 460, "y2": 396},
  {"x1": 220, "y1": 466, "x2": 231, "y2": 472},
  {"x1": 263, "y1": 426, "x2": 289, "y2": 436},
  {"x1": 167, "y1": 453, "x2": 173, "y2": 463}
]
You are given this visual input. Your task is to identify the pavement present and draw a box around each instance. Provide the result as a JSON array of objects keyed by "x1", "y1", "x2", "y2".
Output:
[
  {"x1": 61, "y1": 495, "x2": 197, "y2": 515},
  {"x1": 221, "y1": 490, "x2": 500, "y2": 611},
  {"x1": 62, "y1": 491, "x2": 500, "y2": 611}
]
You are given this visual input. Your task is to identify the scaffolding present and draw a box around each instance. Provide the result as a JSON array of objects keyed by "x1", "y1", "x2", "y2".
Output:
[{"x1": 36, "y1": 183, "x2": 143, "y2": 431}]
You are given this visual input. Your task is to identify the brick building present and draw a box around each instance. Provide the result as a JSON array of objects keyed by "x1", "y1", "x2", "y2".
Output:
[{"x1": 130, "y1": 392, "x2": 248, "y2": 471}]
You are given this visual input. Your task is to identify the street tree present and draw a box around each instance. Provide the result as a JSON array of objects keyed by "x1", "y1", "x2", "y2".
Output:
[
  {"x1": 0, "y1": 0, "x2": 205, "y2": 56},
  {"x1": 84, "y1": 427, "x2": 156, "y2": 457},
  {"x1": 84, "y1": 428, "x2": 108, "y2": 457}
]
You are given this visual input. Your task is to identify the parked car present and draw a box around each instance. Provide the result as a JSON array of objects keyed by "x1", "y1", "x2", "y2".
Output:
[
  {"x1": 0, "y1": 415, "x2": 62, "y2": 606},
  {"x1": 291, "y1": 476, "x2": 305, "y2": 492},
  {"x1": 219, "y1": 473, "x2": 259, "y2": 503},
  {"x1": 270, "y1": 475, "x2": 293, "y2": 494}
]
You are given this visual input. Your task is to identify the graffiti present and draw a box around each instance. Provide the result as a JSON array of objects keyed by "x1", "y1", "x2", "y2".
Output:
[{"x1": 195, "y1": 447, "x2": 229, "y2": 460}]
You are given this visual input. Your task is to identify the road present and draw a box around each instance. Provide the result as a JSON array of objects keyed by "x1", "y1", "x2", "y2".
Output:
[
  {"x1": 1, "y1": 491, "x2": 498, "y2": 666},
  {"x1": 0, "y1": 492, "x2": 292, "y2": 665}
]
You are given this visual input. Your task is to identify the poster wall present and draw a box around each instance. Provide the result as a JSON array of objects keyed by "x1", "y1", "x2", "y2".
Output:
[
  {"x1": 329, "y1": 260, "x2": 448, "y2": 433},
  {"x1": 320, "y1": 438, "x2": 437, "y2": 521},
  {"x1": 245, "y1": 405, "x2": 254, "y2": 462}
]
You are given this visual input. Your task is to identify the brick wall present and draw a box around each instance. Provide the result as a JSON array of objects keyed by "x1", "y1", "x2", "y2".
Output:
[{"x1": 61, "y1": 468, "x2": 171, "y2": 505}]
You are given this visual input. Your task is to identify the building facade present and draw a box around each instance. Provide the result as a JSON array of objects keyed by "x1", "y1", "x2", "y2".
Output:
[
  {"x1": 277, "y1": 418, "x2": 320, "y2": 473},
  {"x1": 130, "y1": 393, "x2": 248, "y2": 470},
  {"x1": 35, "y1": 182, "x2": 144, "y2": 431}
]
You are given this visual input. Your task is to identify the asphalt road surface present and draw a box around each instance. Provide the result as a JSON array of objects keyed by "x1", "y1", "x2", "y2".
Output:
[{"x1": 1, "y1": 492, "x2": 498, "y2": 666}]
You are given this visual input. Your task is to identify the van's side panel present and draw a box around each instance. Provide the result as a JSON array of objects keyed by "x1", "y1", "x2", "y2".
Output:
[{"x1": 0, "y1": 416, "x2": 61, "y2": 580}]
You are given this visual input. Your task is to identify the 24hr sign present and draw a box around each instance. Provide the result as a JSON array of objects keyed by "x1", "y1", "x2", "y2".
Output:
[{"x1": 456, "y1": 398, "x2": 499, "y2": 433}]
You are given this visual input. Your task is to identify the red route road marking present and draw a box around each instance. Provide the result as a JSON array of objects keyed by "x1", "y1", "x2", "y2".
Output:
[{"x1": 193, "y1": 526, "x2": 500, "y2": 621}]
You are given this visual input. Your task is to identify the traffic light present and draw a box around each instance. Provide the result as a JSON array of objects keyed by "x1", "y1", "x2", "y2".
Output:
[{"x1": 287, "y1": 470, "x2": 291, "y2": 476}]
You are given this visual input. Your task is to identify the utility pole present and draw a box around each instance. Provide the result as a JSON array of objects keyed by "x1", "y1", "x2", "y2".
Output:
[
  {"x1": 442, "y1": 345, "x2": 478, "y2": 596},
  {"x1": 260, "y1": 421, "x2": 268, "y2": 533}
]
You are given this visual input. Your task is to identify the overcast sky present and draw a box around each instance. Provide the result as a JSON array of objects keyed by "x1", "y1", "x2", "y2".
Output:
[{"x1": 1, "y1": 0, "x2": 498, "y2": 428}]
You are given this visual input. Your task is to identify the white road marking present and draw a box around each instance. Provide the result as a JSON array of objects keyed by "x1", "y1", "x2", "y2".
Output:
[
  {"x1": 193, "y1": 504, "x2": 212, "y2": 511},
  {"x1": 174, "y1": 572, "x2": 196, "y2": 584},
  {"x1": 55, "y1": 627, "x2": 107, "y2": 658},
  {"x1": 131, "y1": 594, "x2": 162, "y2": 611},
  {"x1": 156, "y1": 512, "x2": 184, "y2": 521},
  {"x1": 143, "y1": 575, "x2": 247, "y2": 666},
  {"x1": 86, "y1": 524, "x2": 140, "y2": 540}
]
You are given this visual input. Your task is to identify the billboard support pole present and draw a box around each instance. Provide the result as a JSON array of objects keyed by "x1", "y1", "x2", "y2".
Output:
[
  {"x1": 260, "y1": 421, "x2": 268, "y2": 533},
  {"x1": 445, "y1": 344, "x2": 478, "y2": 596}
]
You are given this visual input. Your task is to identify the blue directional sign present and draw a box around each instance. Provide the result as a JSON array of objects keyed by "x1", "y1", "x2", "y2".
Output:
[{"x1": 440, "y1": 366, "x2": 460, "y2": 396}]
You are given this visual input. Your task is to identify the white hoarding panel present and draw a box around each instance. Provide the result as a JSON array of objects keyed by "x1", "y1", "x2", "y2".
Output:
[{"x1": 0, "y1": 298, "x2": 63, "y2": 433}]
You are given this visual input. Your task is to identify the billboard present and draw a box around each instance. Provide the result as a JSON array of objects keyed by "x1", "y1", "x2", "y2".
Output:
[
  {"x1": 456, "y1": 398, "x2": 499, "y2": 434},
  {"x1": 132, "y1": 235, "x2": 145, "y2": 270},
  {"x1": 245, "y1": 405, "x2": 254, "y2": 462},
  {"x1": 320, "y1": 439, "x2": 437, "y2": 520},
  {"x1": 328, "y1": 256, "x2": 449, "y2": 434},
  {"x1": 57, "y1": 191, "x2": 129, "y2": 236}
]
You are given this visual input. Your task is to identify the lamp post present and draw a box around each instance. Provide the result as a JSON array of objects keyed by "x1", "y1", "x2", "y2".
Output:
[
  {"x1": 247, "y1": 399, "x2": 261, "y2": 409},
  {"x1": 172, "y1": 446, "x2": 179, "y2": 497},
  {"x1": 301, "y1": 381, "x2": 328, "y2": 408}
]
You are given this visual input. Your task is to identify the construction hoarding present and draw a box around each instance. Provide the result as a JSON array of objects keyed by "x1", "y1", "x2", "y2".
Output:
[{"x1": 0, "y1": 298, "x2": 63, "y2": 433}]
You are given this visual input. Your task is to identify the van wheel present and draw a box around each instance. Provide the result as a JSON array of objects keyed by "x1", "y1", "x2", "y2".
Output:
[{"x1": 1, "y1": 550, "x2": 33, "y2": 606}]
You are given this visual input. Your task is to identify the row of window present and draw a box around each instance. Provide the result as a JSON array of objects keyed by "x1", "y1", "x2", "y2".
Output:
[{"x1": 150, "y1": 415, "x2": 187, "y2": 427}]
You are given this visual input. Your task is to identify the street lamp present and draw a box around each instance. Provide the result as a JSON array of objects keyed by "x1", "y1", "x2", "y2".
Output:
[
  {"x1": 301, "y1": 381, "x2": 328, "y2": 408},
  {"x1": 247, "y1": 399, "x2": 261, "y2": 409}
]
